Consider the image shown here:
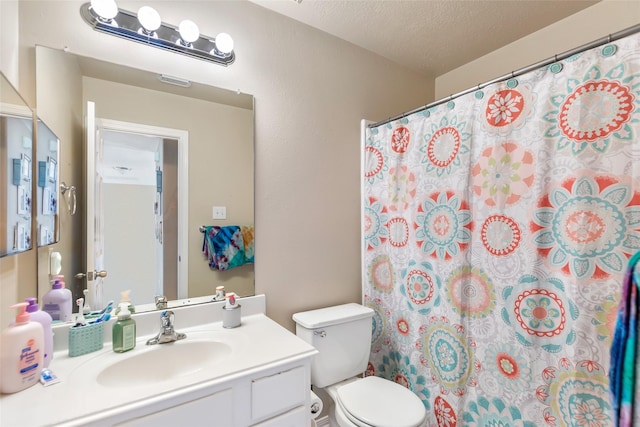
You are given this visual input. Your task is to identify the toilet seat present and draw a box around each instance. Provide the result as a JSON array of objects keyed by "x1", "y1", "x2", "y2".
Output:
[{"x1": 335, "y1": 376, "x2": 425, "y2": 427}]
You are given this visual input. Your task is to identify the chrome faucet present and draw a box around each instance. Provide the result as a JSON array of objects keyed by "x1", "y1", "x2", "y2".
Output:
[
  {"x1": 146, "y1": 310, "x2": 186, "y2": 345},
  {"x1": 155, "y1": 295, "x2": 168, "y2": 310}
]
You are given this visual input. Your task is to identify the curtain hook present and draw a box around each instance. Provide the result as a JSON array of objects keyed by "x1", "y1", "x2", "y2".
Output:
[{"x1": 607, "y1": 33, "x2": 612, "y2": 43}]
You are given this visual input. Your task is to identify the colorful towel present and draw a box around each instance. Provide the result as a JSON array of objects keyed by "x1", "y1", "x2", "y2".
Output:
[
  {"x1": 202, "y1": 226, "x2": 251, "y2": 271},
  {"x1": 610, "y1": 251, "x2": 640, "y2": 427},
  {"x1": 241, "y1": 225, "x2": 254, "y2": 263}
]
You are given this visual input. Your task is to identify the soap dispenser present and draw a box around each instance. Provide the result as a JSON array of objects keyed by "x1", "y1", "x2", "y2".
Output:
[
  {"x1": 112, "y1": 303, "x2": 136, "y2": 353},
  {"x1": 24, "y1": 298, "x2": 53, "y2": 368},
  {"x1": 0, "y1": 303, "x2": 45, "y2": 393}
]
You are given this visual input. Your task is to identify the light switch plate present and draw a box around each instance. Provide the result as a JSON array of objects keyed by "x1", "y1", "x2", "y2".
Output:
[{"x1": 213, "y1": 206, "x2": 227, "y2": 219}]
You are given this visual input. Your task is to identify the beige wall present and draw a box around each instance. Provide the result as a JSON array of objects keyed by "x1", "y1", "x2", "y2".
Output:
[
  {"x1": 1, "y1": 0, "x2": 433, "y2": 329},
  {"x1": 435, "y1": 0, "x2": 640, "y2": 98},
  {"x1": 31, "y1": 46, "x2": 85, "y2": 320},
  {"x1": 0, "y1": 1, "x2": 19, "y2": 85}
]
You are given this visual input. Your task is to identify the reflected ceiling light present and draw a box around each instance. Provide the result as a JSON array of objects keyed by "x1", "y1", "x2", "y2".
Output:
[
  {"x1": 90, "y1": 0, "x2": 118, "y2": 21},
  {"x1": 213, "y1": 32, "x2": 234, "y2": 56},
  {"x1": 137, "y1": 6, "x2": 161, "y2": 34},
  {"x1": 80, "y1": 2, "x2": 235, "y2": 66},
  {"x1": 178, "y1": 20, "x2": 200, "y2": 46}
]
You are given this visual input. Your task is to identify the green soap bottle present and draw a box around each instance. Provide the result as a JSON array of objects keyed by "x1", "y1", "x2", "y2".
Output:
[{"x1": 112, "y1": 303, "x2": 136, "y2": 353}]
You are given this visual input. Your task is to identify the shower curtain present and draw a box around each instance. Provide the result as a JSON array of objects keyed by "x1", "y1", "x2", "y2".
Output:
[{"x1": 362, "y1": 32, "x2": 640, "y2": 426}]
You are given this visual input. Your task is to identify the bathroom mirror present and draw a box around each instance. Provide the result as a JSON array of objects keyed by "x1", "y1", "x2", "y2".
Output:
[
  {"x1": 1, "y1": 72, "x2": 35, "y2": 257},
  {"x1": 35, "y1": 118, "x2": 60, "y2": 247},
  {"x1": 36, "y1": 46, "x2": 254, "y2": 313}
]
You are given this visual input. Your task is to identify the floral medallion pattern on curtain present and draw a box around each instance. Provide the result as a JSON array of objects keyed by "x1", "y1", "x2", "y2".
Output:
[{"x1": 363, "y1": 32, "x2": 640, "y2": 427}]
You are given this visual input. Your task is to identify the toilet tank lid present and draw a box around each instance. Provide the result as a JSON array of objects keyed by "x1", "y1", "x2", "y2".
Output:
[{"x1": 292, "y1": 303, "x2": 374, "y2": 329}]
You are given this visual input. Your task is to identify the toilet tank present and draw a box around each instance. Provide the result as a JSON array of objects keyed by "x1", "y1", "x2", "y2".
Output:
[{"x1": 293, "y1": 303, "x2": 374, "y2": 388}]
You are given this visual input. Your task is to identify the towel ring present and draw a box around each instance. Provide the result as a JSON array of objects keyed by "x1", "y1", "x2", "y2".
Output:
[{"x1": 60, "y1": 182, "x2": 77, "y2": 215}]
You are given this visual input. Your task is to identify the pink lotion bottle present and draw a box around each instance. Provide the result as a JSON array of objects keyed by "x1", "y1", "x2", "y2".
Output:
[{"x1": 0, "y1": 303, "x2": 44, "y2": 394}]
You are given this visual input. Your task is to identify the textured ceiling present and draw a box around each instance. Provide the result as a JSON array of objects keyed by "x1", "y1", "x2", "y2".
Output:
[{"x1": 249, "y1": 0, "x2": 600, "y2": 77}]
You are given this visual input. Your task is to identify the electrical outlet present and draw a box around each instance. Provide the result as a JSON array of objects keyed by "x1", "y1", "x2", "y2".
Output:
[{"x1": 213, "y1": 206, "x2": 227, "y2": 219}]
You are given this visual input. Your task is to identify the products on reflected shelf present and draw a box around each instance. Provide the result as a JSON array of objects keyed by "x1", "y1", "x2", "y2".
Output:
[
  {"x1": 42, "y1": 275, "x2": 72, "y2": 322},
  {"x1": 214, "y1": 285, "x2": 225, "y2": 301},
  {"x1": 115, "y1": 290, "x2": 135, "y2": 315}
]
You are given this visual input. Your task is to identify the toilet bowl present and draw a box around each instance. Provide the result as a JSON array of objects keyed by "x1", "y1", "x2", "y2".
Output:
[
  {"x1": 325, "y1": 376, "x2": 425, "y2": 427},
  {"x1": 293, "y1": 304, "x2": 426, "y2": 427}
]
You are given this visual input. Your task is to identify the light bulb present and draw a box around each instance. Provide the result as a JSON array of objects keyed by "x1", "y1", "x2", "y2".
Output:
[
  {"x1": 178, "y1": 20, "x2": 200, "y2": 44},
  {"x1": 138, "y1": 6, "x2": 161, "y2": 32},
  {"x1": 214, "y1": 32, "x2": 234, "y2": 55},
  {"x1": 90, "y1": 0, "x2": 118, "y2": 20}
]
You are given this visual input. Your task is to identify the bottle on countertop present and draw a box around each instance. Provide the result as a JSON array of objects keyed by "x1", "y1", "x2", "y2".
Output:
[
  {"x1": 112, "y1": 303, "x2": 136, "y2": 353},
  {"x1": 0, "y1": 303, "x2": 44, "y2": 394},
  {"x1": 42, "y1": 275, "x2": 72, "y2": 323},
  {"x1": 24, "y1": 298, "x2": 53, "y2": 368}
]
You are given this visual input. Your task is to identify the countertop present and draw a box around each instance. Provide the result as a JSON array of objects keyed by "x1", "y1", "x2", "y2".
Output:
[{"x1": 0, "y1": 296, "x2": 317, "y2": 426}]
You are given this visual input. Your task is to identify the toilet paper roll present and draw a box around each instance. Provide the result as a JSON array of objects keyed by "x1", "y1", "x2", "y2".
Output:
[{"x1": 310, "y1": 390, "x2": 323, "y2": 419}]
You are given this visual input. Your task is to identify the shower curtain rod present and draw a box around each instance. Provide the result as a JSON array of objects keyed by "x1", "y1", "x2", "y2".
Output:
[{"x1": 369, "y1": 23, "x2": 640, "y2": 129}]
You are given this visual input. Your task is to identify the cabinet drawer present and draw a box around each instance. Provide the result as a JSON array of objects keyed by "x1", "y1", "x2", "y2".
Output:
[
  {"x1": 115, "y1": 388, "x2": 233, "y2": 426},
  {"x1": 251, "y1": 406, "x2": 307, "y2": 427},
  {"x1": 252, "y1": 366, "x2": 305, "y2": 421}
]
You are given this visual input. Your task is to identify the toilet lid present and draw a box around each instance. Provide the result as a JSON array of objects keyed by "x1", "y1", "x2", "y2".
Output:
[{"x1": 336, "y1": 376, "x2": 426, "y2": 427}]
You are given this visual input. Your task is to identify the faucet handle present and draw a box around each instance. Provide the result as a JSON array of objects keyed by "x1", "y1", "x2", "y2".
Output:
[{"x1": 161, "y1": 310, "x2": 175, "y2": 328}]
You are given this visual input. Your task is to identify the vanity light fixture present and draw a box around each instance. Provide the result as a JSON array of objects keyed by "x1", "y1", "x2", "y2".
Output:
[
  {"x1": 80, "y1": 1, "x2": 235, "y2": 66},
  {"x1": 137, "y1": 6, "x2": 161, "y2": 35}
]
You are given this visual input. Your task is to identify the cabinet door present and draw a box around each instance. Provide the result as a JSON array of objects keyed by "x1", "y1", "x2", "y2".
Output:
[
  {"x1": 251, "y1": 366, "x2": 305, "y2": 421},
  {"x1": 251, "y1": 406, "x2": 307, "y2": 427},
  {"x1": 115, "y1": 388, "x2": 233, "y2": 426}
]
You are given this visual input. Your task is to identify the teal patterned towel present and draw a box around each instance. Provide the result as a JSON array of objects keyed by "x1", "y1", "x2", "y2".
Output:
[
  {"x1": 203, "y1": 226, "x2": 248, "y2": 271},
  {"x1": 610, "y1": 251, "x2": 640, "y2": 427}
]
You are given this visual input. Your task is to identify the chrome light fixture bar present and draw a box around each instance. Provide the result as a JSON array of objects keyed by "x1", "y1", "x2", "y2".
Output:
[{"x1": 80, "y1": 1, "x2": 235, "y2": 66}]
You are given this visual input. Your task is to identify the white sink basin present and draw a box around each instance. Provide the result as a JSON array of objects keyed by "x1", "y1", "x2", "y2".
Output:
[
  {"x1": 96, "y1": 339, "x2": 233, "y2": 387},
  {"x1": 67, "y1": 330, "x2": 245, "y2": 391}
]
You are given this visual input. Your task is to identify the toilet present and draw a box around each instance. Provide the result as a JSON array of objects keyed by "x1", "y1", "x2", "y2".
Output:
[{"x1": 293, "y1": 303, "x2": 426, "y2": 427}]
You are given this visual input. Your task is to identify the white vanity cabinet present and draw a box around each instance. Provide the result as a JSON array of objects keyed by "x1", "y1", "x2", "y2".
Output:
[
  {"x1": 114, "y1": 359, "x2": 311, "y2": 427},
  {"x1": 0, "y1": 297, "x2": 319, "y2": 427},
  {"x1": 115, "y1": 388, "x2": 234, "y2": 426}
]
